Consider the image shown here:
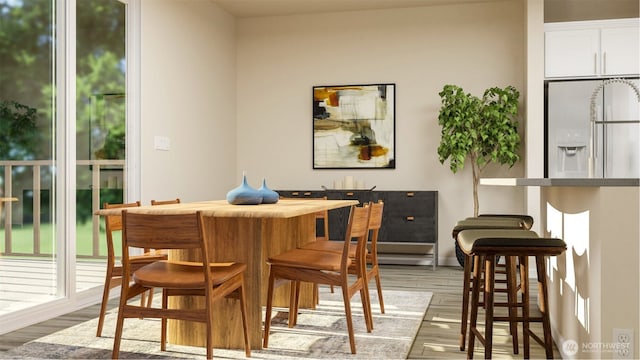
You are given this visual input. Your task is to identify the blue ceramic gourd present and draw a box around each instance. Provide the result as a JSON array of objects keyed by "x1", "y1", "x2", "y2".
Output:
[
  {"x1": 258, "y1": 178, "x2": 279, "y2": 204},
  {"x1": 226, "y1": 174, "x2": 262, "y2": 205}
]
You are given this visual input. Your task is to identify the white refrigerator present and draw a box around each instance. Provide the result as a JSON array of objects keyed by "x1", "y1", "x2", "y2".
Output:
[{"x1": 546, "y1": 78, "x2": 640, "y2": 178}]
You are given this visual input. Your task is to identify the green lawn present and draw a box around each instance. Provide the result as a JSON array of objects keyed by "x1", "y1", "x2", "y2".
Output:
[{"x1": 0, "y1": 221, "x2": 117, "y2": 258}]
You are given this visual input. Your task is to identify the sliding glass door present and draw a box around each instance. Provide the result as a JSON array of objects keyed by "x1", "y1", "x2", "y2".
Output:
[
  {"x1": 0, "y1": 0, "x2": 60, "y2": 317},
  {"x1": 0, "y1": 0, "x2": 132, "y2": 332},
  {"x1": 75, "y1": 0, "x2": 127, "y2": 292}
]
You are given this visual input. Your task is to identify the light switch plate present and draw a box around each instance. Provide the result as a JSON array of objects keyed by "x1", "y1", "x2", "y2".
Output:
[{"x1": 154, "y1": 136, "x2": 170, "y2": 151}]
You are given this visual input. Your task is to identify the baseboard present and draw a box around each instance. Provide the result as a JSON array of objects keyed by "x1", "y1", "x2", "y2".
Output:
[{"x1": 378, "y1": 253, "x2": 435, "y2": 266}]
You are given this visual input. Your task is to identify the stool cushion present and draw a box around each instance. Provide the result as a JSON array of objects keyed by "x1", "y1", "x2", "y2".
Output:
[
  {"x1": 453, "y1": 218, "x2": 525, "y2": 238},
  {"x1": 457, "y1": 229, "x2": 539, "y2": 255},
  {"x1": 458, "y1": 229, "x2": 566, "y2": 256},
  {"x1": 456, "y1": 218, "x2": 525, "y2": 228},
  {"x1": 474, "y1": 237, "x2": 565, "y2": 249}
]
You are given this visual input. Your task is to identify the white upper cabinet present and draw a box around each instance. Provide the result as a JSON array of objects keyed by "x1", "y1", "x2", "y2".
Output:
[
  {"x1": 545, "y1": 29, "x2": 600, "y2": 77},
  {"x1": 545, "y1": 18, "x2": 640, "y2": 78},
  {"x1": 600, "y1": 26, "x2": 639, "y2": 76}
]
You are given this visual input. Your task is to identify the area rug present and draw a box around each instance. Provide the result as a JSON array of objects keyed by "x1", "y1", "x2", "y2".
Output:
[{"x1": 1, "y1": 288, "x2": 431, "y2": 359}]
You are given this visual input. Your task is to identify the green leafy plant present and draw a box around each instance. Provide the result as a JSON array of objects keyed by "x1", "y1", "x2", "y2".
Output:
[
  {"x1": 0, "y1": 100, "x2": 38, "y2": 160},
  {"x1": 437, "y1": 84, "x2": 521, "y2": 216}
]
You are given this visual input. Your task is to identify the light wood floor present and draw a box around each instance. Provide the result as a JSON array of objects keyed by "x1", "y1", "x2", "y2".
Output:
[{"x1": 0, "y1": 265, "x2": 561, "y2": 359}]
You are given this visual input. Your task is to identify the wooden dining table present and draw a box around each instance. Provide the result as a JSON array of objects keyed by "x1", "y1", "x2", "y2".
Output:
[{"x1": 95, "y1": 198, "x2": 358, "y2": 349}]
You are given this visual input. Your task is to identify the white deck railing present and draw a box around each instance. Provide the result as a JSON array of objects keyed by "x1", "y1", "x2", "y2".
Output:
[{"x1": 1, "y1": 159, "x2": 125, "y2": 257}]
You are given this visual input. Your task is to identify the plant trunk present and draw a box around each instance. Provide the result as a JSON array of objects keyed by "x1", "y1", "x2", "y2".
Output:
[{"x1": 471, "y1": 155, "x2": 480, "y2": 217}]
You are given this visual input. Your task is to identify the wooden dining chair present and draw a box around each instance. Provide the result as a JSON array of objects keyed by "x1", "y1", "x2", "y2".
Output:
[
  {"x1": 303, "y1": 201, "x2": 386, "y2": 317},
  {"x1": 279, "y1": 196, "x2": 331, "y2": 302},
  {"x1": 263, "y1": 204, "x2": 372, "y2": 354},
  {"x1": 96, "y1": 201, "x2": 168, "y2": 337},
  {"x1": 150, "y1": 198, "x2": 181, "y2": 206},
  {"x1": 111, "y1": 211, "x2": 251, "y2": 359},
  {"x1": 361, "y1": 201, "x2": 385, "y2": 317}
]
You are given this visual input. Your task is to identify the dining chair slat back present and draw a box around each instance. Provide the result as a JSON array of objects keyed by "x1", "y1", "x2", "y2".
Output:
[{"x1": 123, "y1": 212, "x2": 202, "y2": 250}]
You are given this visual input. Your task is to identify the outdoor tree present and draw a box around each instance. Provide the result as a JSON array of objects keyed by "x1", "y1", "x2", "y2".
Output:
[
  {"x1": 437, "y1": 84, "x2": 521, "y2": 217},
  {"x1": 0, "y1": 100, "x2": 38, "y2": 160}
]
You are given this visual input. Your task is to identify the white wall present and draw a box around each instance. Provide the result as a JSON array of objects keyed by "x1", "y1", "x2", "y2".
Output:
[
  {"x1": 135, "y1": 0, "x2": 532, "y2": 265},
  {"x1": 140, "y1": 0, "x2": 237, "y2": 203},
  {"x1": 525, "y1": 0, "x2": 545, "y2": 235},
  {"x1": 543, "y1": 186, "x2": 640, "y2": 359},
  {"x1": 235, "y1": 0, "x2": 527, "y2": 265}
]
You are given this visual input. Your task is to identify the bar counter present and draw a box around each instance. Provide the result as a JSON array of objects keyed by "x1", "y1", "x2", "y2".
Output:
[
  {"x1": 480, "y1": 177, "x2": 639, "y2": 358},
  {"x1": 480, "y1": 177, "x2": 639, "y2": 187}
]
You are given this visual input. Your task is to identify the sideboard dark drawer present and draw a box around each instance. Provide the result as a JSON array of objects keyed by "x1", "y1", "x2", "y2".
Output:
[
  {"x1": 380, "y1": 215, "x2": 436, "y2": 243},
  {"x1": 381, "y1": 191, "x2": 436, "y2": 218},
  {"x1": 277, "y1": 190, "x2": 326, "y2": 198},
  {"x1": 325, "y1": 190, "x2": 382, "y2": 202},
  {"x1": 275, "y1": 189, "x2": 438, "y2": 268}
]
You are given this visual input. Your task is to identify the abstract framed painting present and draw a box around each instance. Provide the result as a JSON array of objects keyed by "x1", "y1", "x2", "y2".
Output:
[{"x1": 313, "y1": 83, "x2": 395, "y2": 169}]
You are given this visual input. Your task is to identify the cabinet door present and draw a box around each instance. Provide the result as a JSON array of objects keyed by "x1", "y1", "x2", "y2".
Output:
[
  {"x1": 601, "y1": 27, "x2": 640, "y2": 76},
  {"x1": 545, "y1": 29, "x2": 600, "y2": 77},
  {"x1": 379, "y1": 191, "x2": 437, "y2": 244}
]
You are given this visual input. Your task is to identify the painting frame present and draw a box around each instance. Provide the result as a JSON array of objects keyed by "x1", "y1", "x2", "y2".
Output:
[{"x1": 313, "y1": 83, "x2": 396, "y2": 169}]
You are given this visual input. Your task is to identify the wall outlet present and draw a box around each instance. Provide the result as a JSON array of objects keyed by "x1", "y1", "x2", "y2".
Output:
[{"x1": 613, "y1": 328, "x2": 634, "y2": 359}]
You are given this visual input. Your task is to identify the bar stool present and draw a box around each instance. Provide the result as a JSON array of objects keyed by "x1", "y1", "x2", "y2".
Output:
[
  {"x1": 453, "y1": 217, "x2": 531, "y2": 352},
  {"x1": 455, "y1": 215, "x2": 534, "y2": 267},
  {"x1": 457, "y1": 229, "x2": 566, "y2": 359}
]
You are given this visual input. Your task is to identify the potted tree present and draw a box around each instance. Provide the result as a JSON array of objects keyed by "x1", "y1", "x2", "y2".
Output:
[
  {"x1": 437, "y1": 84, "x2": 521, "y2": 217},
  {"x1": 437, "y1": 85, "x2": 521, "y2": 265}
]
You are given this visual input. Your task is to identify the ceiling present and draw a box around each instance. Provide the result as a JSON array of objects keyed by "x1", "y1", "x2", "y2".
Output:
[{"x1": 209, "y1": 0, "x2": 502, "y2": 18}]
